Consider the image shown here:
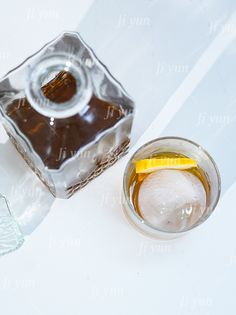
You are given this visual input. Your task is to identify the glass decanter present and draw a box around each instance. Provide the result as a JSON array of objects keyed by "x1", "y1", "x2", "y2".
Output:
[{"x1": 0, "y1": 32, "x2": 134, "y2": 198}]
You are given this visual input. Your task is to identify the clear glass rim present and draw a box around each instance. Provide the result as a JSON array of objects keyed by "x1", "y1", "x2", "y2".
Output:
[
  {"x1": 122, "y1": 136, "x2": 222, "y2": 235},
  {"x1": 25, "y1": 52, "x2": 92, "y2": 119},
  {"x1": 0, "y1": 193, "x2": 13, "y2": 217},
  {"x1": 0, "y1": 193, "x2": 24, "y2": 256}
]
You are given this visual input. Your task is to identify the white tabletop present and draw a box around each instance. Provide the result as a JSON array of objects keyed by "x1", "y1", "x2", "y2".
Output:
[{"x1": 0, "y1": 0, "x2": 236, "y2": 314}]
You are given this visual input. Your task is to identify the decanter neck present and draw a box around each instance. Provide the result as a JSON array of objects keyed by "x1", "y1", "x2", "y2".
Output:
[{"x1": 26, "y1": 53, "x2": 92, "y2": 119}]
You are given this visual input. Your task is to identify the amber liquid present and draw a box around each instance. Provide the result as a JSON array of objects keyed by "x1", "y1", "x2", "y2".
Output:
[
  {"x1": 6, "y1": 71, "x2": 124, "y2": 169},
  {"x1": 128, "y1": 152, "x2": 210, "y2": 218}
]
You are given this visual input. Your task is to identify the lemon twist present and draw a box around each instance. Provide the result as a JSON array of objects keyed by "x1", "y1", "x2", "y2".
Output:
[{"x1": 135, "y1": 157, "x2": 197, "y2": 174}]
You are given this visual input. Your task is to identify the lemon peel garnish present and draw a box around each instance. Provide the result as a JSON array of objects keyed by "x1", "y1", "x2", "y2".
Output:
[{"x1": 135, "y1": 157, "x2": 197, "y2": 174}]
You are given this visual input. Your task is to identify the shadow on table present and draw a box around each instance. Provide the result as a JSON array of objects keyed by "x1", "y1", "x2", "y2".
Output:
[{"x1": 0, "y1": 141, "x2": 54, "y2": 235}]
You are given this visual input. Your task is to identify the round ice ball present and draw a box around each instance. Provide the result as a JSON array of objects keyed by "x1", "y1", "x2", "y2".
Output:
[{"x1": 138, "y1": 169, "x2": 206, "y2": 232}]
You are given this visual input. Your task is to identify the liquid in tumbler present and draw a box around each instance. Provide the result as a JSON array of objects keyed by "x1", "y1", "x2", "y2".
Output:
[{"x1": 126, "y1": 151, "x2": 211, "y2": 233}]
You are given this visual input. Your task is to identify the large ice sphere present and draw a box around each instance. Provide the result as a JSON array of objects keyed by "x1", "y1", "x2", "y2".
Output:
[{"x1": 138, "y1": 170, "x2": 206, "y2": 232}]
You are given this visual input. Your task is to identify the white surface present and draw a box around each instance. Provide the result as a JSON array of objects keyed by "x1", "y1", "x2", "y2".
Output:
[{"x1": 0, "y1": 1, "x2": 236, "y2": 314}]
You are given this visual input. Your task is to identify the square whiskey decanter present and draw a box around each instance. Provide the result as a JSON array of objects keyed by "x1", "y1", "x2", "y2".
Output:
[{"x1": 0, "y1": 32, "x2": 134, "y2": 198}]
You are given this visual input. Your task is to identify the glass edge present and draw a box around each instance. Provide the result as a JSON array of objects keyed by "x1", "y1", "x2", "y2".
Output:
[{"x1": 122, "y1": 136, "x2": 222, "y2": 236}]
